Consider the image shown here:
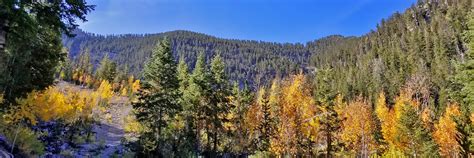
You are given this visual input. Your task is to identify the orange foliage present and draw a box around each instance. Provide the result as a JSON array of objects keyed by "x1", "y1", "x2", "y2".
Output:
[
  {"x1": 340, "y1": 96, "x2": 376, "y2": 156},
  {"x1": 131, "y1": 79, "x2": 140, "y2": 94},
  {"x1": 433, "y1": 103, "x2": 461, "y2": 157},
  {"x1": 421, "y1": 107, "x2": 434, "y2": 130},
  {"x1": 375, "y1": 92, "x2": 397, "y2": 147},
  {"x1": 270, "y1": 74, "x2": 316, "y2": 155},
  {"x1": 245, "y1": 87, "x2": 265, "y2": 138}
]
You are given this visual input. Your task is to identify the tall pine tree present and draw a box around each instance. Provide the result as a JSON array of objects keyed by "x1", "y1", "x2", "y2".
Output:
[
  {"x1": 132, "y1": 38, "x2": 181, "y2": 156},
  {"x1": 451, "y1": 10, "x2": 474, "y2": 155},
  {"x1": 96, "y1": 53, "x2": 117, "y2": 82},
  {"x1": 314, "y1": 68, "x2": 341, "y2": 157}
]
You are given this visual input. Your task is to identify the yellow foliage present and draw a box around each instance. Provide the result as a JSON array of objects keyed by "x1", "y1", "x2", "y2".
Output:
[
  {"x1": 245, "y1": 87, "x2": 265, "y2": 142},
  {"x1": 268, "y1": 79, "x2": 280, "y2": 106},
  {"x1": 270, "y1": 74, "x2": 316, "y2": 155},
  {"x1": 60, "y1": 70, "x2": 66, "y2": 80},
  {"x1": 94, "y1": 80, "x2": 114, "y2": 106},
  {"x1": 376, "y1": 88, "x2": 430, "y2": 153},
  {"x1": 79, "y1": 74, "x2": 85, "y2": 84},
  {"x1": 0, "y1": 93, "x2": 3, "y2": 104},
  {"x1": 72, "y1": 70, "x2": 79, "y2": 81},
  {"x1": 128, "y1": 75, "x2": 135, "y2": 87},
  {"x1": 121, "y1": 87, "x2": 128, "y2": 96},
  {"x1": 131, "y1": 79, "x2": 140, "y2": 94},
  {"x1": 124, "y1": 114, "x2": 146, "y2": 134},
  {"x1": 334, "y1": 94, "x2": 345, "y2": 116},
  {"x1": 223, "y1": 111, "x2": 236, "y2": 131},
  {"x1": 98, "y1": 80, "x2": 114, "y2": 99},
  {"x1": 340, "y1": 96, "x2": 375, "y2": 156},
  {"x1": 85, "y1": 75, "x2": 93, "y2": 86},
  {"x1": 471, "y1": 113, "x2": 474, "y2": 125},
  {"x1": 421, "y1": 107, "x2": 433, "y2": 128},
  {"x1": 268, "y1": 78, "x2": 281, "y2": 119},
  {"x1": 375, "y1": 92, "x2": 397, "y2": 147},
  {"x1": 433, "y1": 103, "x2": 461, "y2": 157},
  {"x1": 5, "y1": 86, "x2": 98, "y2": 125}
]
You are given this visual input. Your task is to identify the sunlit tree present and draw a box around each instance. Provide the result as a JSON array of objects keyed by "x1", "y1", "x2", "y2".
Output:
[
  {"x1": 271, "y1": 74, "x2": 316, "y2": 156},
  {"x1": 433, "y1": 103, "x2": 461, "y2": 157},
  {"x1": 340, "y1": 96, "x2": 376, "y2": 157}
]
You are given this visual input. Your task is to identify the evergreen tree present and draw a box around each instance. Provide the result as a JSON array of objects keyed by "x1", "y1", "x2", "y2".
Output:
[
  {"x1": 115, "y1": 64, "x2": 129, "y2": 84},
  {"x1": 182, "y1": 51, "x2": 207, "y2": 154},
  {"x1": 178, "y1": 57, "x2": 190, "y2": 94},
  {"x1": 0, "y1": 0, "x2": 94, "y2": 103},
  {"x1": 58, "y1": 50, "x2": 73, "y2": 81},
  {"x1": 96, "y1": 54, "x2": 117, "y2": 82},
  {"x1": 132, "y1": 38, "x2": 181, "y2": 156},
  {"x1": 396, "y1": 105, "x2": 439, "y2": 157},
  {"x1": 73, "y1": 50, "x2": 94, "y2": 85},
  {"x1": 228, "y1": 82, "x2": 253, "y2": 154},
  {"x1": 451, "y1": 10, "x2": 474, "y2": 155},
  {"x1": 205, "y1": 52, "x2": 232, "y2": 156},
  {"x1": 314, "y1": 68, "x2": 341, "y2": 157},
  {"x1": 256, "y1": 92, "x2": 274, "y2": 152},
  {"x1": 175, "y1": 56, "x2": 198, "y2": 156}
]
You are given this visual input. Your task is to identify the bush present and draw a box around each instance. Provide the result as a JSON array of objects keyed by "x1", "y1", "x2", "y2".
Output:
[{"x1": 0, "y1": 120, "x2": 45, "y2": 156}]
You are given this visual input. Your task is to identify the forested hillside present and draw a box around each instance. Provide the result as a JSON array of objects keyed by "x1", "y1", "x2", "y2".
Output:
[
  {"x1": 307, "y1": 0, "x2": 472, "y2": 111},
  {"x1": 1, "y1": 0, "x2": 474, "y2": 157},
  {"x1": 62, "y1": 30, "x2": 311, "y2": 86}
]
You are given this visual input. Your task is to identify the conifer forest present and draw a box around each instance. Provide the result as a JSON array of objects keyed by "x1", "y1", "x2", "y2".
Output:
[{"x1": 0, "y1": 0, "x2": 474, "y2": 157}]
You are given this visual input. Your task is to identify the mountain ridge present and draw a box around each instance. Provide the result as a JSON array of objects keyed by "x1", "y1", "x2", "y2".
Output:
[{"x1": 62, "y1": 28, "x2": 328, "y2": 86}]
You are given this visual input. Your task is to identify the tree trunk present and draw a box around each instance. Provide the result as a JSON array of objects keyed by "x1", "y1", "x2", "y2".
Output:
[
  {"x1": 0, "y1": 18, "x2": 6, "y2": 52},
  {"x1": 0, "y1": 18, "x2": 7, "y2": 89},
  {"x1": 326, "y1": 124, "x2": 332, "y2": 158},
  {"x1": 157, "y1": 108, "x2": 163, "y2": 155}
]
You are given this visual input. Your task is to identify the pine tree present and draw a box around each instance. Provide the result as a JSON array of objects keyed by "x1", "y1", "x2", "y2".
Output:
[
  {"x1": 314, "y1": 68, "x2": 341, "y2": 157},
  {"x1": 74, "y1": 50, "x2": 94, "y2": 85},
  {"x1": 396, "y1": 104, "x2": 439, "y2": 157},
  {"x1": 182, "y1": 51, "x2": 207, "y2": 154},
  {"x1": 246, "y1": 87, "x2": 274, "y2": 152},
  {"x1": 256, "y1": 89, "x2": 274, "y2": 152},
  {"x1": 0, "y1": 0, "x2": 93, "y2": 103},
  {"x1": 205, "y1": 52, "x2": 231, "y2": 156},
  {"x1": 174, "y1": 56, "x2": 198, "y2": 155},
  {"x1": 451, "y1": 10, "x2": 474, "y2": 155},
  {"x1": 132, "y1": 38, "x2": 181, "y2": 156},
  {"x1": 115, "y1": 64, "x2": 129, "y2": 84},
  {"x1": 228, "y1": 82, "x2": 253, "y2": 154},
  {"x1": 58, "y1": 51, "x2": 73, "y2": 81},
  {"x1": 177, "y1": 57, "x2": 190, "y2": 95},
  {"x1": 96, "y1": 54, "x2": 117, "y2": 82}
]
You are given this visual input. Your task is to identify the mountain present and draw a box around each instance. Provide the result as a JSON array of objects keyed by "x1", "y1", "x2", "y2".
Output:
[
  {"x1": 305, "y1": 0, "x2": 472, "y2": 106},
  {"x1": 62, "y1": 29, "x2": 314, "y2": 87},
  {"x1": 63, "y1": 0, "x2": 471, "y2": 106}
]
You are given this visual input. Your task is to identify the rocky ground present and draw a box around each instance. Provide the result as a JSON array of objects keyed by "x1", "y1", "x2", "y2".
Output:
[
  {"x1": 0, "y1": 82, "x2": 134, "y2": 157},
  {"x1": 56, "y1": 81, "x2": 133, "y2": 157}
]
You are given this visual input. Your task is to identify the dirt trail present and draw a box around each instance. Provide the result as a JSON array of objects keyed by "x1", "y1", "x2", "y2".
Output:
[
  {"x1": 94, "y1": 96, "x2": 132, "y2": 157},
  {"x1": 57, "y1": 81, "x2": 132, "y2": 157}
]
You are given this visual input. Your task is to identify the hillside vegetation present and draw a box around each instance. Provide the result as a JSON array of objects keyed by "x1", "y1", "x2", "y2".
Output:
[
  {"x1": 1, "y1": 0, "x2": 473, "y2": 157},
  {"x1": 62, "y1": 30, "x2": 311, "y2": 87}
]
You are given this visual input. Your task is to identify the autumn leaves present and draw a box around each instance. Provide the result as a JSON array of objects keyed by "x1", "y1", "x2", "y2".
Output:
[
  {"x1": 4, "y1": 81, "x2": 110, "y2": 125},
  {"x1": 245, "y1": 73, "x2": 466, "y2": 157}
]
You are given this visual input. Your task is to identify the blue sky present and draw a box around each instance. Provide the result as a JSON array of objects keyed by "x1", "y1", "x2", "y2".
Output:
[{"x1": 79, "y1": 0, "x2": 417, "y2": 43}]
